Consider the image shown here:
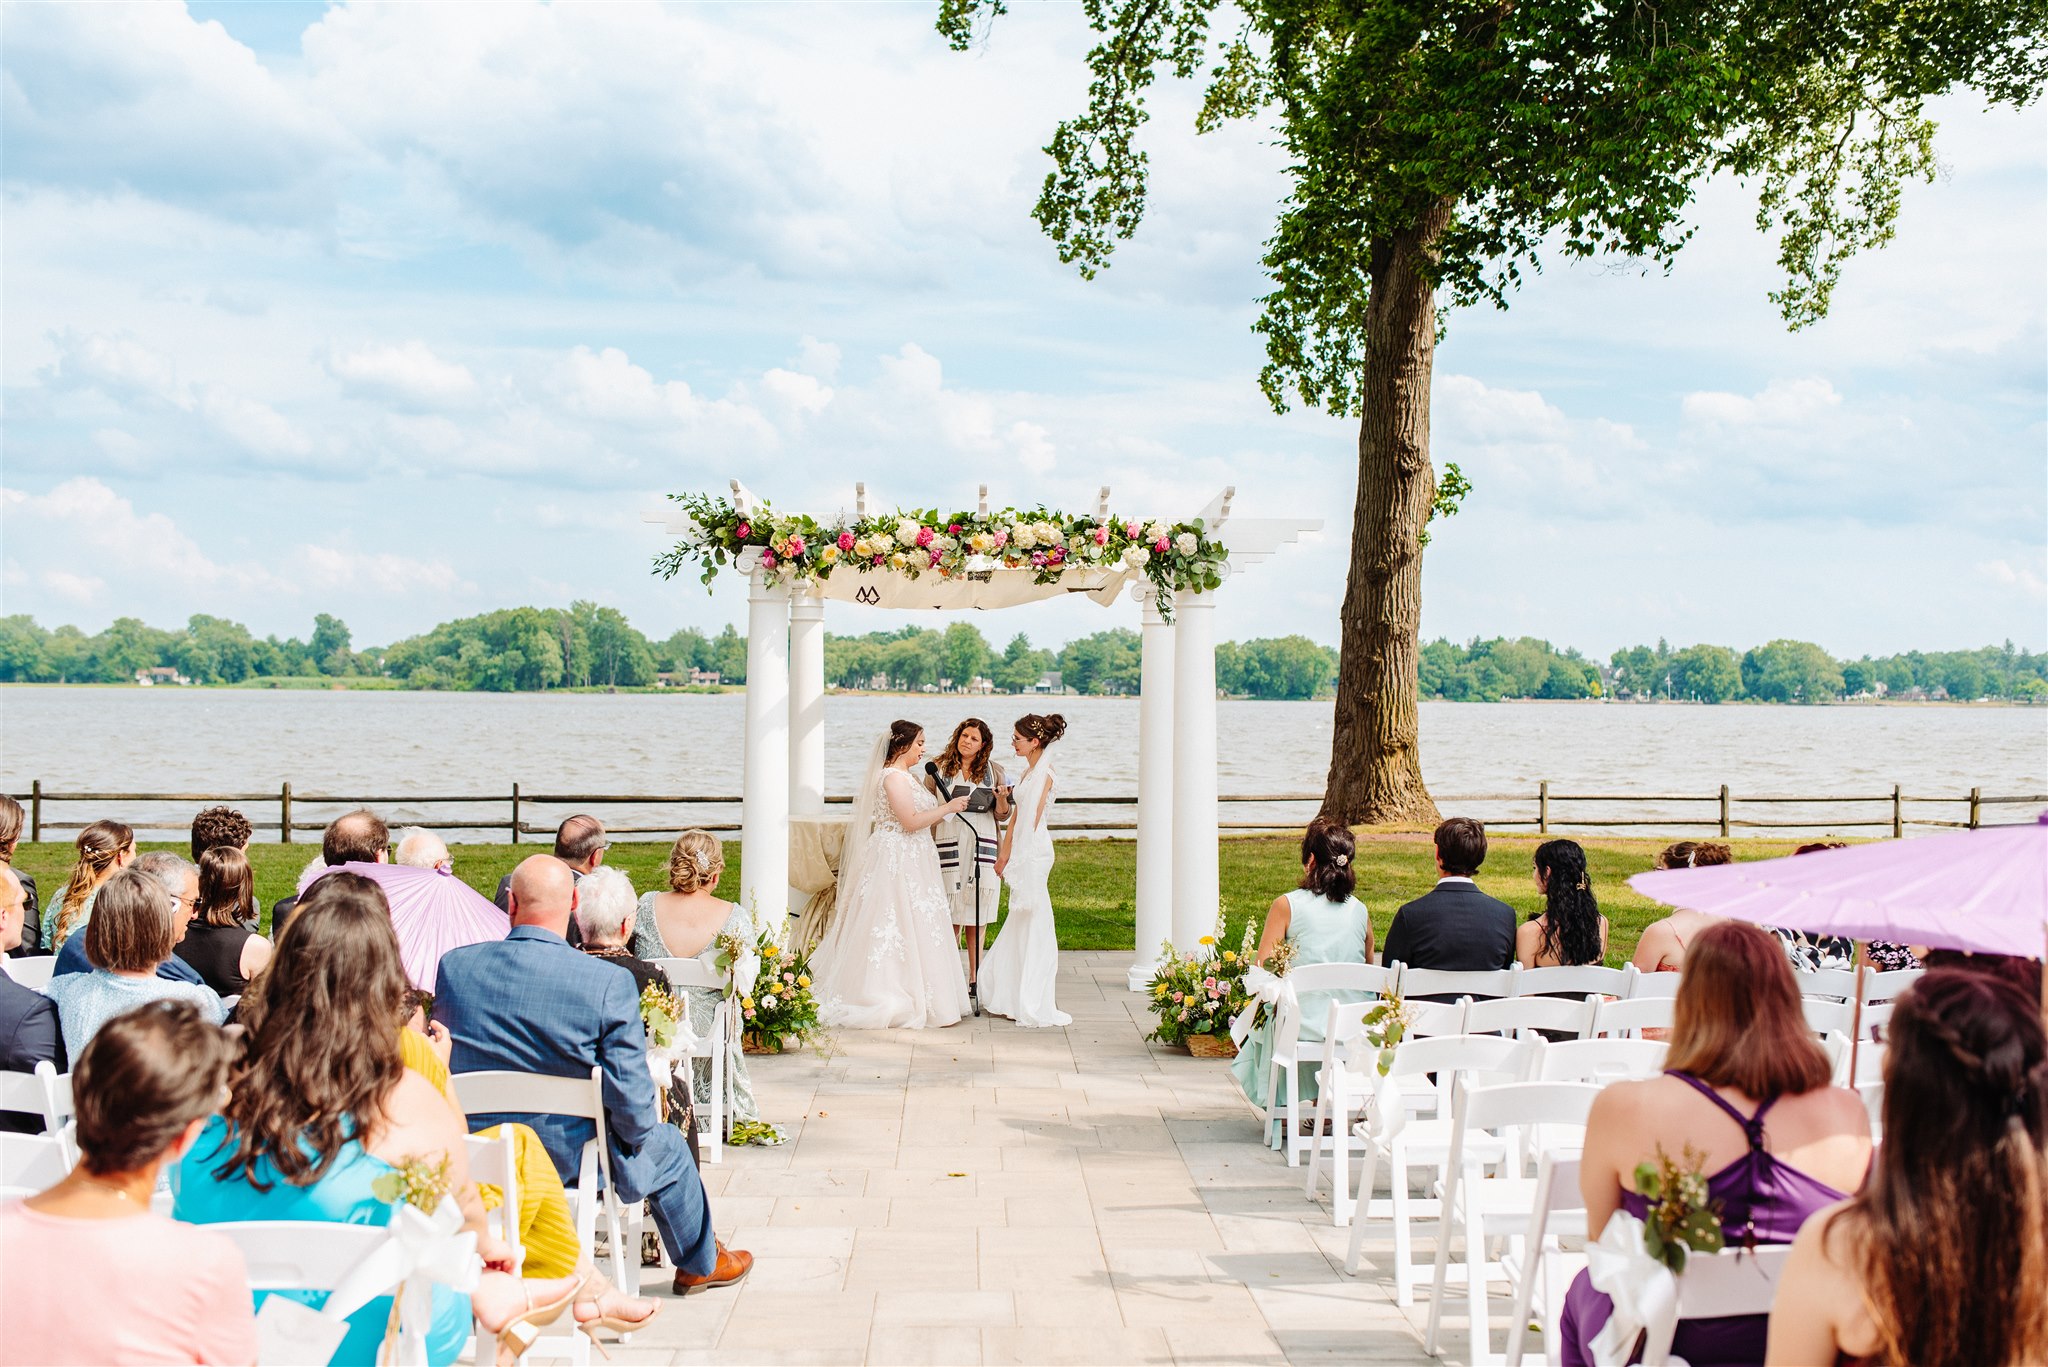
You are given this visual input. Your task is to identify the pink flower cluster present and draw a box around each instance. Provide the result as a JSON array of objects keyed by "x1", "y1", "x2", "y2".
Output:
[
  {"x1": 838, "y1": 531, "x2": 856, "y2": 552},
  {"x1": 915, "y1": 526, "x2": 935, "y2": 548}
]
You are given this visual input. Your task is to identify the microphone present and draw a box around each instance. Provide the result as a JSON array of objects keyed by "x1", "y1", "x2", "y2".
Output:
[{"x1": 924, "y1": 760, "x2": 946, "y2": 796}]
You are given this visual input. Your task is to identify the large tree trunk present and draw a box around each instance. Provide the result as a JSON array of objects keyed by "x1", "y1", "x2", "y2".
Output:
[{"x1": 1321, "y1": 202, "x2": 1453, "y2": 827}]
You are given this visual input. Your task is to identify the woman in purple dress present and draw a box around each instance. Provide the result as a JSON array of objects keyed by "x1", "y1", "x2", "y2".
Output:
[{"x1": 1562, "y1": 920, "x2": 1873, "y2": 1366}]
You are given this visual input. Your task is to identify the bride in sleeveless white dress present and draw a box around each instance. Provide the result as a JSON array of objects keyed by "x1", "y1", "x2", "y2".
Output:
[
  {"x1": 811, "y1": 721, "x2": 974, "y2": 1030},
  {"x1": 982, "y1": 713, "x2": 1071, "y2": 1028}
]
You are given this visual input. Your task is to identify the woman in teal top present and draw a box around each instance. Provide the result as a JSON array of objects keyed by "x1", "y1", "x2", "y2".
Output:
[
  {"x1": 173, "y1": 874, "x2": 584, "y2": 1366},
  {"x1": 1230, "y1": 820, "x2": 1375, "y2": 1112}
]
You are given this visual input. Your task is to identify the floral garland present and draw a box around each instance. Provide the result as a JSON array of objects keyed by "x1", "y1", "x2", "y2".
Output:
[{"x1": 652, "y1": 492, "x2": 1228, "y2": 619}]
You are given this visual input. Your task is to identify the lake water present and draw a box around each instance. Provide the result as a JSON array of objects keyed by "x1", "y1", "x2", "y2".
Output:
[{"x1": 1, "y1": 687, "x2": 2042, "y2": 841}]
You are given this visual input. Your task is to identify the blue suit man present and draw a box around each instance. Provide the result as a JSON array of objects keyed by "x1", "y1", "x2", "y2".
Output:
[{"x1": 433, "y1": 855, "x2": 749, "y2": 1293}]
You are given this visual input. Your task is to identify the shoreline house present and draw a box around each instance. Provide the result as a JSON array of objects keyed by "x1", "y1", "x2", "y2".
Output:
[
  {"x1": 134, "y1": 666, "x2": 193, "y2": 687},
  {"x1": 656, "y1": 668, "x2": 724, "y2": 688}
]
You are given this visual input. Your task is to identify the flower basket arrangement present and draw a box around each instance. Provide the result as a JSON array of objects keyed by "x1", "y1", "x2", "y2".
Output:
[
  {"x1": 718, "y1": 927, "x2": 829, "y2": 1056},
  {"x1": 653, "y1": 494, "x2": 1228, "y2": 619},
  {"x1": 1145, "y1": 917, "x2": 1255, "y2": 1053}
]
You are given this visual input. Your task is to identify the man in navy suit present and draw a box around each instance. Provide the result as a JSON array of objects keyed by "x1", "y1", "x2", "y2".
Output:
[
  {"x1": 1380, "y1": 817, "x2": 1518, "y2": 980},
  {"x1": 434, "y1": 855, "x2": 749, "y2": 1295},
  {"x1": 0, "y1": 867, "x2": 64, "y2": 1133}
]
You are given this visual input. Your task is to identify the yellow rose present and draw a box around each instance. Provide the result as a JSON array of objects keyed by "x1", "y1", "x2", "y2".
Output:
[
  {"x1": 741, "y1": 996, "x2": 755, "y2": 1010},
  {"x1": 797, "y1": 975, "x2": 811, "y2": 988},
  {"x1": 819, "y1": 545, "x2": 839, "y2": 564},
  {"x1": 1154, "y1": 984, "x2": 1168, "y2": 997},
  {"x1": 1222, "y1": 950, "x2": 1238, "y2": 963}
]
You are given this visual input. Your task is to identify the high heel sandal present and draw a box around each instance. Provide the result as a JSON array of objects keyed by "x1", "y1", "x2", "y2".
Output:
[
  {"x1": 573, "y1": 1290, "x2": 663, "y2": 1358},
  {"x1": 493, "y1": 1274, "x2": 594, "y2": 1362}
]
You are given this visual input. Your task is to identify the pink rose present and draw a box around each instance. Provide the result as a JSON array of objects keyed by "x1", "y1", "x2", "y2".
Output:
[
  {"x1": 1030, "y1": 550, "x2": 1048, "y2": 568},
  {"x1": 785, "y1": 535, "x2": 805, "y2": 557},
  {"x1": 838, "y1": 531, "x2": 855, "y2": 552},
  {"x1": 915, "y1": 526, "x2": 934, "y2": 548},
  {"x1": 783, "y1": 972, "x2": 795, "y2": 983},
  {"x1": 760, "y1": 549, "x2": 778, "y2": 569},
  {"x1": 1048, "y1": 547, "x2": 1066, "y2": 564},
  {"x1": 1154, "y1": 537, "x2": 1170, "y2": 554},
  {"x1": 1208, "y1": 988, "x2": 1220, "y2": 1000},
  {"x1": 736, "y1": 521, "x2": 751, "y2": 538},
  {"x1": 1203, "y1": 977, "x2": 1217, "y2": 991},
  {"x1": 992, "y1": 530, "x2": 1009, "y2": 548},
  {"x1": 1093, "y1": 527, "x2": 1108, "y2": 545},
  {"x1": 872, "y1": 553, "x2": 884, "y2": 566},
  {"x1": 1124, "y1": 522, "x2": 1140, "y2": 538},
  {"x1": 929, "y1": 548, "x2": 943, "y2": 566},
  {"x1": 948, "y1": 523, "x2": 961, "y2": 534},
  {"x1": 1171, "y1": 991, "x2": 1184, "y2": 1003}
]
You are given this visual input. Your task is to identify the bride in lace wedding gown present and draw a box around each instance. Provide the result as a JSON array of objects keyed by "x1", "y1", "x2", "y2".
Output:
[{"x1": 810, "y1": 720, "x2": 974, "y2": 1030}]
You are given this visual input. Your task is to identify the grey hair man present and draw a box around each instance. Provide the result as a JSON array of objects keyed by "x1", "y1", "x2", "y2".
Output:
[{"x1": 395, "y1": 827, "x2": 453, "y2": 873}]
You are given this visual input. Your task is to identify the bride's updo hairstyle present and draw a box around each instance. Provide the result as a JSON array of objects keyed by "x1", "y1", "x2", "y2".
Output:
[
  {"x1": 884, "y1": 719, "x2": 924, "y2": 764},
  {"x1": 667, "y1": 829, "x2": 725, "y2": 894},
  {"x1": 1015, "y1": 713, "x2": 1067, "y2": 748},
  {"x1": 1299, "y1": 818, "x2": 1357, "y2": 903}
]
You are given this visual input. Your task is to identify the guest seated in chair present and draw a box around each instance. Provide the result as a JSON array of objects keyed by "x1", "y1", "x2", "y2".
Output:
[
  {"x1": 1, "y1": 1001, "x2": 258, "y2": 1366},
  {"x1": 0, "y1": 796, "x2": 40, "y2": 958},
  {"x1": 1766, "y1": 967, "x2": 2047, "y2": 1366},
  {"x1": 1560, "y1": 920, "x2": 1873, "y2": 1367},
  {"x1": 173, "y1": 846, "x2": 272, "y2": 999},
  {"x1": 45, "y1": 869, "x2": 223, "y2": 1059},
  {"x1": 1380, "y1": 817, "x2": 1516, "y2": 989},
  {"x1": 1628, "y1": 841, "x2": 1732, "y2": 975},
  {"x1": 1229, "y1": 819, "x2": 1373, "y2": 1119},
  {"x1": 0, "y1": 867, "x2": 64, "y2": 1133},
  {"x1": 174, "y1": 873, "x2": 589, "y2": 1366},
  {"x1": 436, "y1": 855, "x2": 752, "y2": 1296},
  {"x1": 52, "y1": 851, "x2": 210, "y2": 988},
  {"x1": 1515, "y1": 838, "x2": 1609, "y2": 969}
]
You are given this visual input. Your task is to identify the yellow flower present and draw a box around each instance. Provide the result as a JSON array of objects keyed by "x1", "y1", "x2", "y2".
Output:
[
  {"x1": 797, "y1": 975, "x2": 811, "y2": 988},
  {"x1": 741, "y1": 996, "x2": 755, "y2": 1010},
  {"x1": 1154, "y1": 984, "x2": 1168, "y2": 997},
  {"x1": 1199, "y1": 935, "x2": 1216, "y2": 947},
  {"x1": 1222, "y1": 950, "x2": 1238, "y2": 963}
]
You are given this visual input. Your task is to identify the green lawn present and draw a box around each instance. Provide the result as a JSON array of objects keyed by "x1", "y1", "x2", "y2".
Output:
[{"x1": 13, "y1": 833, "x2": 1805, "y2": 965}]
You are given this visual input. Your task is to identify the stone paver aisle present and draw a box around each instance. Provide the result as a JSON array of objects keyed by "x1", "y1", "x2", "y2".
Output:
[{"x1": 610, "y1": 952, "x2": 1447, "y2": 1365}]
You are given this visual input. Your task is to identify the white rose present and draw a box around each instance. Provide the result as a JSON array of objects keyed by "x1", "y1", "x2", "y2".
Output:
[
  {"x1": 853, "y1": 538, "x2": 873, "y2": 557},
  {"x1": 969, "y1": 533, "x2": 992, "y2": 554},
  {"x1": 873, "y1": 529, "x2": 895, "y2": 550},
  {"x1": 896, "y1": 517, "x2": 920, "y2": 542},
  {"x1": 1176, "y1": 531, "x2": 1199, "y2": 555},
  {"x1": 888, "y1": 550, "x2": 909, "y2": 569},
  {"x1": 1125, "y1": 546, "x2": 1151, "y2": 568}
]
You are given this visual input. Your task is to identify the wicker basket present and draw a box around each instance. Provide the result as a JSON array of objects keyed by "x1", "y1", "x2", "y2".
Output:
[
  {"x1": 1186, "y1": 1034, "x2": 1238, "y2": 1059},
  {"x1": 741, "y1": 1038, "x2": 779, "y2": 1056}
]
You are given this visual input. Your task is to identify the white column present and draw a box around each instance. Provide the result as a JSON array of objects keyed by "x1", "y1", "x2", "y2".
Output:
[
  {"x1": 741, "y1": 569, "x2": 791, "y2": 917},
  {"x1": 1170, "y1": 590, "x2": 1220, "y2": 955},
  {"x1": 787, "y1": 587, "x2": 826, "y2": 817},
  {"x1": 1128, "y1": 589, "x2": 1176, "y2": 990}
]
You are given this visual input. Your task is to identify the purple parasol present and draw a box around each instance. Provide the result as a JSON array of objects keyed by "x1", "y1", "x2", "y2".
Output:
[
  {"x1": 1627, "y1": 813, "x2": 2048, "y2": 961},
  {"x1": 309, "y1": 861, "x2": 510, "y2": 990}
]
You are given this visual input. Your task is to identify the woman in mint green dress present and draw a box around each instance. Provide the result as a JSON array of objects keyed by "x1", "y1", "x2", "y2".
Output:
[{"x1": 1230, "y1": 820, "x2": 1374, "y2": 1115}]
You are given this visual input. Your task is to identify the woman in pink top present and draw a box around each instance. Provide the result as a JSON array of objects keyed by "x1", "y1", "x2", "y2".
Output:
[{"x1": 0, "y1": 999, "x2": 256, "y2": 1366}]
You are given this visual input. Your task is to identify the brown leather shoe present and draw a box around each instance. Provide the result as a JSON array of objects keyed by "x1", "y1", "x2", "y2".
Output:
[{"x1": 671, "y1": 1242, "x2": 752, "y2": 1295}]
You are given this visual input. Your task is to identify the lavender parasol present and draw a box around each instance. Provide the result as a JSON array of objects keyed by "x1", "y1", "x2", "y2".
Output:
[
  {"x1": 310, "y1": 861, "x2": 510, "y2": 990},
  {"x1": 1627, "y1": 813, "x2": 2048, "y2": 962}
]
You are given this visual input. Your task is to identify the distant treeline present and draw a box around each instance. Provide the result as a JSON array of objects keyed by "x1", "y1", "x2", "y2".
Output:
[{"x1": 2, "y1": 611, "x2": 2038, "y2": 703}]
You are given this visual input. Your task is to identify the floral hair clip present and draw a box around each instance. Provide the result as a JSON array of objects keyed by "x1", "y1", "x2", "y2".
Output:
[{"x1": 1333, "y1": 853, "x2": 1349, "y2": 867}]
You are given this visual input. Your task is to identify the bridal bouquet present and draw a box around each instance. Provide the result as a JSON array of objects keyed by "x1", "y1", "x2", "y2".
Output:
[{"x1": 1145, "y1": 918, "x2": 1255, "y2": 1050}]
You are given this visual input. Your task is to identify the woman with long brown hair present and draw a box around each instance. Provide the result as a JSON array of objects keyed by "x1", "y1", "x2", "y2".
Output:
[
  {"x1": 43, "y1": 818, "x2": 134, "y2": 951},
  {"x1": 1767, "y1": 969, "x2": 2048, "y2": 1366},
  {"x1": 926, "y1": 718, "x2": 1010, "y2": 976},
  {"x1": 172, "y1": 845, "x2": 272, "y2": 997},
  {"x1": 1560, "y1": 919, "x2": 1873, "y2": 1366},
  {"x1": 173, "y1": 873, "x2": 587, "y2": 1365}
]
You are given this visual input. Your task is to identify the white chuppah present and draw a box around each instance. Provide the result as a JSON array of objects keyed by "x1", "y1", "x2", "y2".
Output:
[{"x1": 647, "y1": 481, "x2": 1319, "y2": 992}]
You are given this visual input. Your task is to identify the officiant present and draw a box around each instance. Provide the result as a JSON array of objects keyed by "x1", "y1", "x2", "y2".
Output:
[{"x1": 925, "y1": 719, "x2": 1010, "y2": 978}]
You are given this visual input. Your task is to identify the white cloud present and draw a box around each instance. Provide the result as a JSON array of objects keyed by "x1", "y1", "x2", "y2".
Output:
[
  {"x1": 1979, "y1": 556, "x2": 2047, "y2": 602},
  {"x1": 1681, "y1": 377, "x2": 1843, "y2": 428},
  {"x1": 326, "y1": 341, "x2": 480, "y2": 411}
]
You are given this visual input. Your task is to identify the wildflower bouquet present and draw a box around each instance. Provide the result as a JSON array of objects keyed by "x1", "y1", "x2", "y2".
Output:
[
  {"x1": 1145, "y1": 918, "x2": 1255, "y2": 1050},
  {"x1": 1633, "y1": 1144, "x2": 1727, "y2": 1273},
  {"x1": 727, "y1": 929, "x2": 827, "y2": 1055},
  {"x1": 369, "y1": 1154, "x2": 452, "y2": 1213},
  {"x1": 639, "y1": 981, "x2": 689, "y2": 1051},
  {"x1": 1358, "y1": 994, "x2": 1413, "y2": 1076}
]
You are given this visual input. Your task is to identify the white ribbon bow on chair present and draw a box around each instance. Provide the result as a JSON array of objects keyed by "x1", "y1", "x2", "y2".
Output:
[
  {"x1": 323, "y1": 1199, "x2": 481, "y2": 1367},
  {"x1": 1231, "y1": 967, "x2": 1288, "y2": 1046},
  {"x1": 1585, "y1": 1211, "x2": 1679, "y2": 1365}
]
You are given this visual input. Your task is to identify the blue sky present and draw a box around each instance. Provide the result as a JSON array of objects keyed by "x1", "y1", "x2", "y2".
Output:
[{"x1": 3, "y1": 2, "x2": 2042, "y2": 658}]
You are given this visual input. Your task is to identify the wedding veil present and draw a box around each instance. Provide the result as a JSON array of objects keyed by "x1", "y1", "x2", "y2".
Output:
[{"x1": 835, "y1": 730, "x2": 892, "y2": 918}]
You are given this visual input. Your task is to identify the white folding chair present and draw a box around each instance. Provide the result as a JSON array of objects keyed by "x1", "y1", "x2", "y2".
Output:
[
  {"x1": 1, "y1": 956, "x2": 56, "y2": 992},
  {"x1": 1257, "y1": 962, "x2": 1394, "y2": 1165},
  {"x1": 1407, "y1": 996, "x2": 1473, "y2": 1038},
  {"x1": 1515, "y1": 965, "x2": 1629, "y2": 1000},
  {"x1": 452, "y1": 1067, "x2": 636, "y2": 1296},
  {"x1": 1524, "y1": 1035, "x2": 1667, "y2": 1085},
  {"x1": 1398, "y1": 966, "x2": 1519, "y2": 1004},
  {"x1": 1794, "y1": 968, "x2": 1861, "y2": 1001},
  {"x1": 458, "y1": 1132, "x2": 590, "y2": 1367},
  {"x1": 1624, "y1": 966, "x2": 1682, "y2": 997},
  {"x1": 1463, "y1": 996, "x2": 1595, "y2": 1040},
  {"x1": 1588, "y1": 995, "x2": 1674, "y2": 1039},
  {"x1": 1341, "y1": 1034, "x2": 1528, "y2": 1305},
  {"x1": 1424, "y1": 1079, "x2": 1602, "y2": 1363},
  {"x1": 1824, "y1": 1030, "x2": 1887, "y2": 1135},
  {"x1": 650, "y1": 957, "x2": 732, "y2": 1166},
  {"x1": 1640, "y1": 1246, "x2": 1794, "y2": 1365},
  {"x1": 0, "y1": 1061, "x2": 73, "y2": 1144},
  {"x1": 1802, "y1": 997, "x2": 1888, "y2": 1040},
  {"x1": 0, "y1": 1130, "x2": 73, "y2": 1199},
  {"x1": 209, "y1": 1221, "x2": 404, "y2": 1367},
  {"x1": 1861, "y1": 967, "x2": 1923, "y2": 1002},
  {"x1": 1504, "y1": 1152, "x2": 1584, "y2": 1367},
  {"x1": 1301, "y1": 986, "x2": 1405, "y2": 1221}
]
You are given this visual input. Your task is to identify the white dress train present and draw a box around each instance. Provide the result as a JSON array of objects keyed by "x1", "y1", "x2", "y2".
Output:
[
  {"x1": 981, "y1": 752, "x2": 1070, "y2": 1028},
  {"x1": 811, "y1": 768, "x2": 972, "y2": 1030}
]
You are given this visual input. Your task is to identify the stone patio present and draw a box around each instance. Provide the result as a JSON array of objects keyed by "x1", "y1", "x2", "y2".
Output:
[{"x1": 589, "y1": 951, "x2": 1471, "y2": 1366}]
